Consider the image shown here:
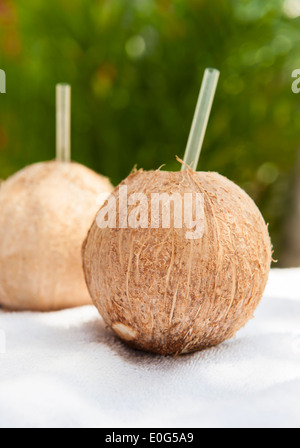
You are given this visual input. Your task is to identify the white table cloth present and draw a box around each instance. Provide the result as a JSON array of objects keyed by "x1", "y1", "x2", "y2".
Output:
[{"x1": 0, "y1": 268, "x2": 299, "y2": 428}]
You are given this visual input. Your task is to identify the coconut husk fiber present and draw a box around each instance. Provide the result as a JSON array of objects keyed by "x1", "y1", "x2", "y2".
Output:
[
  {"x1": 0, "y1": 161, "x2": 113, "y2": 311},
  {"x1": 83, "y1": 169, "x2": 272, "y2": 356}
]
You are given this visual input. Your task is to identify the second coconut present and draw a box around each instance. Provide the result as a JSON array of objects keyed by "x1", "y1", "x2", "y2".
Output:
[{"x1": 0, "y1": 85, "x2": 113, "y2": 311}]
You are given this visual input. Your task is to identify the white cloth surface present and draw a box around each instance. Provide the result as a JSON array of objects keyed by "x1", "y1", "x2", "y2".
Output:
[{"x1": 0, "y1": 268, "x2": 299, "y2": 429}]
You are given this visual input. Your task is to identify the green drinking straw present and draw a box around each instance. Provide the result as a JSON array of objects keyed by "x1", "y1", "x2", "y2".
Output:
[
  {"x1": 182, "y1": 68, "x2": 220, "y2": 171},
  {"x1": 56, "y1": 84, "x2": 71, "y2": 163}
]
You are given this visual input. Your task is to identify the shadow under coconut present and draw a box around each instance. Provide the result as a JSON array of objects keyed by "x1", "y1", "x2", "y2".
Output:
[
  {"x1": 0, "y1": 304, "x2": 183, "y2": 369},
  {"x1": 78, "y1": 316, "x2": 244, "y2": 373},
  {"x1": 83, "y1": 317, "x2": 181, "y2": 368},
  {"x1": 68, "y1": 313, "x2": 223, "y2": 371},
  {"x1": 88, "y1": 310, "x2": 300, "y2": 372}
]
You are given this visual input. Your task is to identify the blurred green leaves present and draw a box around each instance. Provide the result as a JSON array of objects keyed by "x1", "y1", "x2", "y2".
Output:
[{"x1": 0, "y1": 0, "x2": 300, "y2": 262}]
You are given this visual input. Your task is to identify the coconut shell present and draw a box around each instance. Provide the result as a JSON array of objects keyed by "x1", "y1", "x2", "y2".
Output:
[
  {"x1": 83, "y1": 169, "x2": 272, "y2": 356},
  {"x1": 0, "y1": 161, "x2": 113, "y2": 311}
]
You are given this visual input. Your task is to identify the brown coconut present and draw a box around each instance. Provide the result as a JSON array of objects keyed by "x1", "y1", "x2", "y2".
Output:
[
  {"x1": 83, "y1": 169, "x2": 272, "y2": 356},
  {"x1": 0, "y1": 161, "x2": 113, "y2": 311}
]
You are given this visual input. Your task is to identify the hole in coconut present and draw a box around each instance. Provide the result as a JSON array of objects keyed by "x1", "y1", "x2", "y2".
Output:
[{"x1": 112, "y1": 323, "x2": 137, "y2": 341}]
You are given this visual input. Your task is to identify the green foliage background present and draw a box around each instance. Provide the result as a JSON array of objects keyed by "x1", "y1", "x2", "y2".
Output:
[{"x1": 1, "y1": 0, "x2": 300, "y2": 264}]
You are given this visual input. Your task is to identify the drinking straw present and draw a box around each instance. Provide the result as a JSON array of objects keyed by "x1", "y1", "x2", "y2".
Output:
[
  {"x1": 182, "y1": 68, "x2": 220, "y2": 171},
  {"x1": 56, "y1": 84, "x2": 71, "y2": 163}
]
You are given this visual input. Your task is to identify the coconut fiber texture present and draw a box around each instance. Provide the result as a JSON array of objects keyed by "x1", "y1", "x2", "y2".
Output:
[
  {"x1": 0, "y1": 161, "x2": 113, "y2": 311},
  {"x1": 83, "y1": 169, "x2": 272, "y2": 356}
]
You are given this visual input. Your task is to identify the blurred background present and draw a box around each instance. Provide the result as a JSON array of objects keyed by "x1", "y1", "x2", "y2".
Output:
[{"x1": 0, "y1": 0, "x2": 300, "y2": 266}]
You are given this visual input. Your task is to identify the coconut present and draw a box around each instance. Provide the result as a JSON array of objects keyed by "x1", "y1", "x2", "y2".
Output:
[
  {"x1": 0, "y1": 161, "x2": 113, "y2": 311},
  {"x1": 83, "y1": 169, "x2": 272, "y2": 356}
]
